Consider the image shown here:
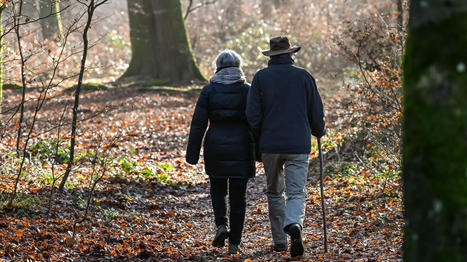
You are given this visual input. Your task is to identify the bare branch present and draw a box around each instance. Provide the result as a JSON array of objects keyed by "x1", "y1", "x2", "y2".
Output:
[
  {"x1": 59, "y1": 0, "x2": 106, "y2": 192},
  {"x1": 184, "y1": 0, "x2": 218, "y2": 20}
]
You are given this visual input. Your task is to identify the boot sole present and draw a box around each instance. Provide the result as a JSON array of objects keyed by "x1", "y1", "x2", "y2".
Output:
[
  {"x1": 212, "y1": 230, "x2": 229, "y2": 248},
  {"x1": 289, "y1": 226, "x2": 304, "y2": 257}
]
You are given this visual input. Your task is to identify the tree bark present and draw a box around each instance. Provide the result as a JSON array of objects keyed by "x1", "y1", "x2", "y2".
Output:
[
  {"x1": 123, "y1": 0, "x2": 205, "y2": 83},
  {"x1": 38, "y1": 0, "x2": 64, "y2": 41},
  {"x1": 397, "y1": 0, "x2": 403, "y2": 29},
  {"x1": 260, "y1": 0, "x2": 272, "y2": 17},
  {"x1": 403, "y1": 0, "x2": 467, "y2": 261},
  {"x1": 15, "y1": 2, "x2": 27, "y2": 155},
  {"x1": 0, "y1": 4, "x2": 3, "y2": 120},
  {"x1": 260, "y1": 0, "x2": 287, "y2": 18}
]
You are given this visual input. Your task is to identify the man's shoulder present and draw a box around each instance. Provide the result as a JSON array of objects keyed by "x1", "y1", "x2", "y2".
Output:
[
  {"x1": 291, "y1": 65, "x2": 314, "y2": 77},
  {"x1": 253, "y1": 66, "x2": 315, "y2": 82},
  {"x1": 253, "y1": 67, "x2": 269, "y2": 76}
]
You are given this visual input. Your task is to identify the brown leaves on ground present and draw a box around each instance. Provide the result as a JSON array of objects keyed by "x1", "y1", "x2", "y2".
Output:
[{"x1": 0, "y1": 85, "x2": 402, "y2": 261}]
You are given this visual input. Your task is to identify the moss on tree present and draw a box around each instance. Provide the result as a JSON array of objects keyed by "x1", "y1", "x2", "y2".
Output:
[
  {"x1": 122, "y1": 0, "x2": 155, "y2": 77},
  {"x1": 402, "y1": 1, "x2": 467, "y2": 261}
]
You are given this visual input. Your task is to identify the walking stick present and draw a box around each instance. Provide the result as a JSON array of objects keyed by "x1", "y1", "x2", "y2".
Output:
[{"x1": 317, "y1": 137, "x2": 328, "y2": 253}]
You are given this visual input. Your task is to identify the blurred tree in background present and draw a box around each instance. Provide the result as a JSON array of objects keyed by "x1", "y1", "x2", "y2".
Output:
[
  {"x1": 38, "y1": 0, "x2": 64, "y2": 41},
  {"x1": 403, "y1": 0, "x2": 467, "y2": 261}
]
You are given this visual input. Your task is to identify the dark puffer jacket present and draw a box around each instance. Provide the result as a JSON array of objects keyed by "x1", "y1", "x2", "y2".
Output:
[{"x1": 186, "y1": 82, "x2": 255, "y2": 179}]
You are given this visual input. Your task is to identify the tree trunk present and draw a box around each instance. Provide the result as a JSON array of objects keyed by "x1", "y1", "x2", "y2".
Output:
[
  {"x1": 38, "y1": 0, "x2": 64, "y2": 41},
  {"x1": 274, "y1": 0, "x2": 287, "y2": 8},
  {"x1": 261, "y1": 0, "x2": 287, "y2": 18},
  {"x1": 402, "y1": 1, "x2": 467, "y2": 261},
  {"x1": 260, "y1": 0, "x2": 272, "y2": 17},
  {"x1": 123, "y1": 0, "x2": 204, "y2": 83},
  {"x1": 59, "y1": 0, "x2": 101, "y2": 191},
  {"x1": 0, "y1": 5, "x2": 3, "y2": 120},
  {"x1": 397, "y1": 0, "x2": 403, "y2": 29}
]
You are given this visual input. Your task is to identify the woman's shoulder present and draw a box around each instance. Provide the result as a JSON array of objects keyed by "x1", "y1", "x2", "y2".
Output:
[
  {"x1": 203, "y1": 82, "x2": 250, "y2": 96},
  {"x1": 201, "y1": 83, "x2": 214, "y2": 93},
  {"x1": 208, "y1": 82, "x2": 250, "y2": 88},
  {"x1": 228, "y1": 82, "x2": 250, "y2": 90}
]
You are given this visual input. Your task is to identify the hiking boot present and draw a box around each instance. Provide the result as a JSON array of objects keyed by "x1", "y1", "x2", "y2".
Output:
[
  {"x1": 212, "y1": 225, "x2": 229, "y2": 248},
  {"x1": 228, "y1": 243, "x2": 241, "y2": 254},
  {"x1": 287, "y1": 223, "x2": 304, "y2": 258},
  {"x1": 272, "y1": 243, "x2": 288, "y2": 252}
]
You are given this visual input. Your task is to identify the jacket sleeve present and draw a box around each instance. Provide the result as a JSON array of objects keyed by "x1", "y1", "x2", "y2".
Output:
[
  {"x1": 307, "y1": 75, "x2": 326, "y2": 138},
  {"x1": 246, "y1": 74, "x2": 263, "y2": 139},
  {"x1": 186, "y1": 86, "x2": 210, "y2": 164}
]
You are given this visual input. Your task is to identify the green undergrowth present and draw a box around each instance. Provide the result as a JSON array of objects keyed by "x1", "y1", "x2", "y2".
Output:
[
  {"x1": 112, "y1": 155, "x2": 190, "y2": 188},
  {"x1": 144, "y1": 78, "x2": 171, "y2": 87},
  {"x1": 2, "y1": 82, "x2": 22, "y2": 89},
  {"x1": 2, "y1": 82, "x2": 114, "y2": 92},
  {"x1": 0, "y1": 142, "x2": 192, "y2": 207},
  {"x1": 137, "y1": 85, "x2": 202, "y2": 97},
  {"x1": 312, "y1": 125, "x2": 401, "y2": 196},
  {"x1": 67, "y1": 82, "x2": 112, "y2": 92},
  {"x1": 0, "y1": 192, "x2": 44, "y2": 216}
]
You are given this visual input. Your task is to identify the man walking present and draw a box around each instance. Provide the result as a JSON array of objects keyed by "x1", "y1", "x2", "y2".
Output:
[{"x1": 246, "y1": 36, "x2": 325, "y2": 258}]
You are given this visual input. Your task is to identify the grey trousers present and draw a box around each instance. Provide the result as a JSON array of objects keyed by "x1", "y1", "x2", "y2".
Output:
[{"x1": 262, "y1": 153, "x2": 309, "y2": 245}]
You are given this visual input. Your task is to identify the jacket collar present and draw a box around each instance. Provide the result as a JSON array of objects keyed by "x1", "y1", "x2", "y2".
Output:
[{"x1": 268, "y1": 55, "x2": 295, "y2": 66}]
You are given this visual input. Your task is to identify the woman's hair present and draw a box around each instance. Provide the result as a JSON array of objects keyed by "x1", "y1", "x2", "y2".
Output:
[{"x1": 214, "y1": 50, "x2": 243, "y2": 70}]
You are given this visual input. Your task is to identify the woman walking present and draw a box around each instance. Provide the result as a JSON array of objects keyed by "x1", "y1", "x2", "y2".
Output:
[{"x1": 186, "y1": 50, "x2": 255, "y2": 254}]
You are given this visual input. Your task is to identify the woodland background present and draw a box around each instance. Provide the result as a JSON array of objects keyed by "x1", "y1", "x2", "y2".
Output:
[{"x1": 1, "y1": 0, "x2": 463, "y2": 261}]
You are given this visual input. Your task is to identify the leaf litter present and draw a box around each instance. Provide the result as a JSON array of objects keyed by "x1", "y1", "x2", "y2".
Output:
[{"x1": 0, "y1": 85, "x2": 402, "y2": 261}]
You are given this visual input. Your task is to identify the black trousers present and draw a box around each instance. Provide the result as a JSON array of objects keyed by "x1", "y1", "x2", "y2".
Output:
[{"x1": 209, "y1": 177, "x2": 248, "y2": 246}]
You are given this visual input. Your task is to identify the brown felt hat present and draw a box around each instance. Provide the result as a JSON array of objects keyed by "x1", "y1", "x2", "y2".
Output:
[{"x1": 262, "y1": 36, "x2": 301, "y2": 56}]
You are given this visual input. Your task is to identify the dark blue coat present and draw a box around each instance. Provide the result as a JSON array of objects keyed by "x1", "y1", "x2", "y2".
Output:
[
  {"x1": 186, "y1": 82, "x2": 255, "y2": 179},
  {"x1": 246, "y1": 55, "x2": 325, "y2": 154}
]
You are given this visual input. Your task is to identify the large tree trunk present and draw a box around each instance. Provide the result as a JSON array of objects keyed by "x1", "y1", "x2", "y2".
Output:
[
  {"x1": 123, "y1": 0, "x2": 204, "y2": 84},
  {"x1": 402, "y1": 0, "x2": 467, "y2": 261},
  {"x1": 38, "y1": 0, "x2": 64, "y2": 41}
]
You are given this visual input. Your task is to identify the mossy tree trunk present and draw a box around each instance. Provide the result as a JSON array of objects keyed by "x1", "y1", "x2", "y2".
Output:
[
  {"x1": 123, "y1": 0, "x2": 205, "y2": 84},
  {"x1": 403, "y1": 0, "x2": 467, "y2": 261},
  {"x1": 38, "y1": 0, "x2": 64, "y2": 41}
]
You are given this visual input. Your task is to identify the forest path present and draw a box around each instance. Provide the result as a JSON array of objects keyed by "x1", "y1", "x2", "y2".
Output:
[{"x1": 0, "y1": 85, "x2": 402, "y2": 261}]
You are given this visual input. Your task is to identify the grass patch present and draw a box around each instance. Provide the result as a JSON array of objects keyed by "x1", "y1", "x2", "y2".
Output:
[
  {"x1": 138, "y1": 85, "x2": 202, "y2": 97},
  {"x1": 144, "y1": 78, "x2": 171, "y2": 87},
  {"x1": 0, "y1": 193, "x2": 44, "y2": 216},
  {"x1": 67, "y1": 82, "x2": 112, "y2": 93},
  {"x1": 3, "y1": 82, "x2": 22, "y2": 89},
  {"x1": 102, "y1": 209, "x2": 121, "y2": 226}
]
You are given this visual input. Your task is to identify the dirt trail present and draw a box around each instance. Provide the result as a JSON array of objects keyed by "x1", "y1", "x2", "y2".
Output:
[{"x1": 0, "y1": 86, "x2": 402, "y2": 261}]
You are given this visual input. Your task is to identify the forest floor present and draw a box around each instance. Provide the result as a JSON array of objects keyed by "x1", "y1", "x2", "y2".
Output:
[{"x1": 0, "y1": 85, "x2": 403, "y2": 261}]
